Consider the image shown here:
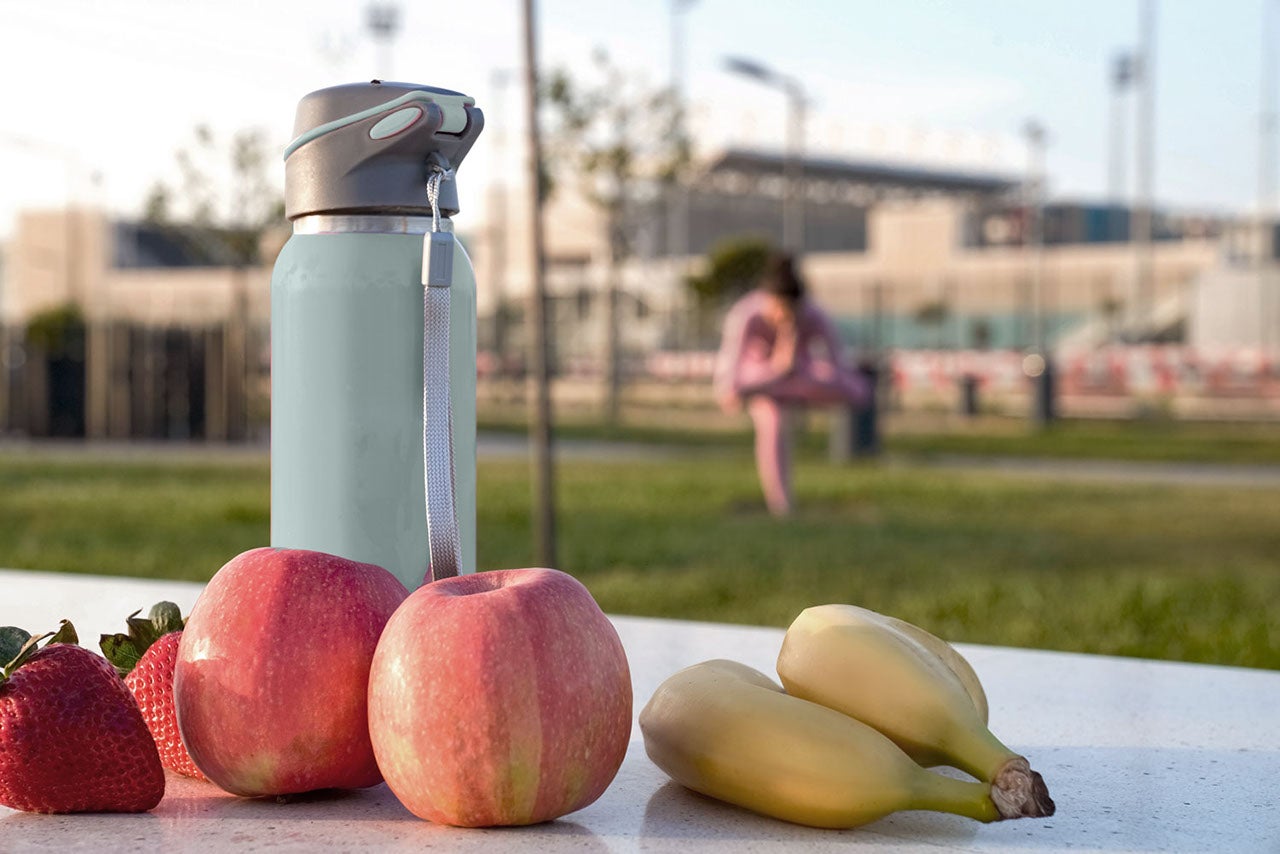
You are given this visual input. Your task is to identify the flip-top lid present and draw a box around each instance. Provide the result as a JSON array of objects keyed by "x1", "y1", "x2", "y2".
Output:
[{"x1": 283, "y1": 80, "x2": 484, "y2": 220}]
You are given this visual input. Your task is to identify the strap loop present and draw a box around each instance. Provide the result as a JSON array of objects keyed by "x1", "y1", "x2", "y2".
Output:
[{"x1": 422, "y1": 162, "x2": 461, "y2": 582}]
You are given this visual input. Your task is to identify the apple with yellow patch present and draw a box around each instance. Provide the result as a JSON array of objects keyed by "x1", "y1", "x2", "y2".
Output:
[
  {"x1": 174, "y1": 547, "x2": 409, "y2": 796},
  {"x1": 368, "y1": 568, "x2": 632, "y2": 826}
]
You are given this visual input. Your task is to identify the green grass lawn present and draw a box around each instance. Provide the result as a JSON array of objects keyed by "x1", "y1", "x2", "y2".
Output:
[
  {"x1": 1, "y1": 447, "x2": 1277, "y2": 670},
  {"x1": 481, "y1": 411, "x2": 1280, "y2": 465}
]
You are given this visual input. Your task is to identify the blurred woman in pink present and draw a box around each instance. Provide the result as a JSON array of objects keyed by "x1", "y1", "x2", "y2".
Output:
[{"x1": 713, "y1": 254, "x2": 870, "y2": 516}]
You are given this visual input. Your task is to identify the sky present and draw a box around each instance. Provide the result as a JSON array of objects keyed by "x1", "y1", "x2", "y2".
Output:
[{"x1": 0, "y1": 0, "x2": 1274, "y2": 240}]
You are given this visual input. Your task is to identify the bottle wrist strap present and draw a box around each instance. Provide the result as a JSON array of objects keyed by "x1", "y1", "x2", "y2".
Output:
[{"x1": 422, "y1": 164, "x2": 461, "y2": 582}]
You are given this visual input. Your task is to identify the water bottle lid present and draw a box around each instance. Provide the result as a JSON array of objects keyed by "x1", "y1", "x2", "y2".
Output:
[{"x1": 283, "y1": 81, "x2": 484, "y2": 220}]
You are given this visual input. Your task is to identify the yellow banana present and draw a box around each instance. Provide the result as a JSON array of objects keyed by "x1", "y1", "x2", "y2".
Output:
[
  {"x1": 639, "y1": 659, "x2": 1006, "y2": 829},
  {"x1": 776, "y1": 605, "x2": 1054, "y2": 818},
  {"x1": 873, "y1": 611, "x2": 988, "y2": 723}
]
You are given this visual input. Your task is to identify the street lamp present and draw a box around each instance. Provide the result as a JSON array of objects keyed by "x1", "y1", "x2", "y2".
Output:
[
  {"x1": 669, "y1": 0, "x2": 697, "y2": 348},
  {"x1": 365, "y1": 4, "x2": 401, "y2": 79},
  {"x1": 1131, "y1": 0, "x2": 1157, "y2": 340},
  {"x1": 668, "y1": 0, "x2": 698, "y2": 256},
  {"x1": 1257, "y1": 0, "x2": 1278, "y2": 353},
  {"x1": 724, "y1": 55, "x2": 807, "y2": 252},
  {"x1": 1022, "y1": 118, "x2": 1054, "y2": 427}
]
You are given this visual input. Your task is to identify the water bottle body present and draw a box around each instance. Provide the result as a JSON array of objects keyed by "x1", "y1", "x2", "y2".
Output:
[{"x1": 270, "y1": 223, "x2": 477, "y2": 589}]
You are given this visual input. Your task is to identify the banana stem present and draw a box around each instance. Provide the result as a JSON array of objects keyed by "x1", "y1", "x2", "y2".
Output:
[
  {"x1": 946, "y1": 719, "x2": 1020, "y2": 782},
  {"x1": 911, "y1": 772, "x2": 1002, "y2": 823},
  {"x1": 946, "y1": 724, "x2": 1056, "y2": 819},
  {"x1": 990, "y1": 757, "x2": 1056, "y2": 819}
]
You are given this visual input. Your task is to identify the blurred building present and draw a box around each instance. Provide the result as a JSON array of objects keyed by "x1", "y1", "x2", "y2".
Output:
[
  {"x1": 4, "y1": 146, "x2": 1275, "y2": 440},
  {"x1": 0, "y1": 208, "x2": 275, "y2": 440},
  {"x1": 471, "y1": 145, "x2": 1264, "y2": 366}
]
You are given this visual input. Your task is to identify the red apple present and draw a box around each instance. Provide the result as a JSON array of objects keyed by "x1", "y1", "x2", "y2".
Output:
[
  {"x1": 174, "y1": 547, "x2": 408, "y2": 797},
  {"x1": 368, "y1": 568, "x2": 632, "y2": 826}
]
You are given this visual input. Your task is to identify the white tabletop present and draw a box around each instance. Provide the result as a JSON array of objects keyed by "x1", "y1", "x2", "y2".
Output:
[{"x1": 1, "y1": 568, "x2": 1277, "y2": 853}]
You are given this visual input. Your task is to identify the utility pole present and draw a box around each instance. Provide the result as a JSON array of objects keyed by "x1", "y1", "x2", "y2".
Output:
[
  {"x1": 1131, "y1": 0, "x2": 1157, "y2": 341},
  {"x1": 521, "y1": 0, "x2": 557, "y2": 568}
]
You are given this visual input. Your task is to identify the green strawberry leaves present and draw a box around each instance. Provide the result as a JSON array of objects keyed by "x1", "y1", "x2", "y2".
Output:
[
  {"x1": 99, "y1": 602, "x2": 185, "y2": 677},
  {"x1": 1, "y1": 620, "x2": 79, "y2": 684},
  {"x1": 0, "y1": 627, "x2": 32, "y2": 676}
]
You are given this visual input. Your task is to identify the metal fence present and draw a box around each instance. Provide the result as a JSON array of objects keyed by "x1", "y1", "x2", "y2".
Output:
[{"x1": 0, "y1": 320, "x2": 269, "y2": 442}]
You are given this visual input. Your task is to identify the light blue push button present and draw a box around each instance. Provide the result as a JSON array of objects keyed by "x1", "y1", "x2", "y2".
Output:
[{"x1": 369, "y1": 106, "x2": 424, "y2": 140}]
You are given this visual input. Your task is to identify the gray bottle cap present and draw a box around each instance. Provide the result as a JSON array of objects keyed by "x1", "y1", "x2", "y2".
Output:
[{"x1": 283, "y1": 80, "x2": 484, "y2": 220}]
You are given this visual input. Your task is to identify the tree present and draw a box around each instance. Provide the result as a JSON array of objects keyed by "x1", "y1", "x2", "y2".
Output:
[
  {"x1": 144, "y1": 124, "x2": 284, "y2": 266},
  {"x1": 142, "y1": 124, "x2": 284, "y2": 442},
  {"x1": 914, "y1": 300, "x2": 951, "y2": 350},
  {"x1": 542, "y1": 50, "x2": 688, "y2": 423},
  {"x1": 684, "y1": 236, "x2": 773, "y2": 345}
]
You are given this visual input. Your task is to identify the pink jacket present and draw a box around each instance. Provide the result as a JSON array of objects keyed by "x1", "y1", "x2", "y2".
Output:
[{"x1": 713, "y1": 290, "x2": 852, "y2": 409}]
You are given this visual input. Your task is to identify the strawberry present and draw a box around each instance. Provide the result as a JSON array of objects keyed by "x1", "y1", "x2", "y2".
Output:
[
  {"x1": 100, "y1": 602, "x2": 206, "y2": 781},
  {"x1": 0, "y1": 621, "x2": 165, "y2": 813}
]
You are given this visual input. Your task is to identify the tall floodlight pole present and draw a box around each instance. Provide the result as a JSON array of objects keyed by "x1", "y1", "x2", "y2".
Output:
[
  {"x1": 668, "y1": 0, "x2": 696, "y2": 260},
  {"x1": 724, "y1": 56, "x2": 807, "y2": 252},
  {"x1": 1025, "y1": 119, "x2": 1054, "y2": 427},
  {"x1": 489, "y1": 69, "x2": 514, "y2": 368},
  {"x1": 1259, "y1": 0, "x2": 1278, "y2": 352},
  {"x1": 1025, "y1": 121, "x2": 1048, "y2": 355},
  {"x1": 365, "y1": 4, "x2": 400, "y2": 79},
  {"x1": 1132, "y1": 0, "x2": 1157, "y2": 341},
  {"x1": 521, "y1": 0, "x2": 556, "y2": 568},
  {"x1": 668, "y1": 0, "x2": 696, "y2": 346},
  {"x1": 1109, "y1": 52, "x2": 1134, "y2": 205}
]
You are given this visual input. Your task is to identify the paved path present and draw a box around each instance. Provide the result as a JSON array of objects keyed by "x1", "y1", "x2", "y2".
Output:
[
  {"x1": 891, "y1": 453, "x2": 1280, "y2": 490},
  {"x1": 4, "y1": 435, "x2": 1280, "y2": 489},
  {"x1": 478, "y1": 435, "x2": 1280, "y2": 489}
]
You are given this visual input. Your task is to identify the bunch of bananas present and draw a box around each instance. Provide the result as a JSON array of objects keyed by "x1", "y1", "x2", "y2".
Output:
[{"x1": 639, "y1": 604, "x2": 1056, "y2": 829}]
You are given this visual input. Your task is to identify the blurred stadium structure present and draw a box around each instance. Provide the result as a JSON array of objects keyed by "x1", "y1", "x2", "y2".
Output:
[{"x1": 3, "y1": 139, "x2": 1277, "y2": 439}]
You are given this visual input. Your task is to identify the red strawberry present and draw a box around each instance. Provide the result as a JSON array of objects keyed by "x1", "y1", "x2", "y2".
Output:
[
  {"x1": 101, "y1": 603, "x2": 206, "y2": 781},
  {"x1": 0, "y1": 621, "x2": 165, "y2": 813}
]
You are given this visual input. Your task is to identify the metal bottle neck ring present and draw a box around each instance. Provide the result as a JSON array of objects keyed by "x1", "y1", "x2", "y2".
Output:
[{"x1": 292, "y1": 214, "x2": 452, "y2": 235}]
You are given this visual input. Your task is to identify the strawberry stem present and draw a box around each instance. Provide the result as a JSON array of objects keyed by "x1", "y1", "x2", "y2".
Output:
[{"x1": 49, "y1": 620, "x2": 78, "y2": 645}]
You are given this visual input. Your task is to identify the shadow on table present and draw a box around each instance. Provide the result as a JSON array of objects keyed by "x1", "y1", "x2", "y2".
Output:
[
  {"x1": 639, "y1": 780, "x2": 984, "y2": 849},
  {"x1": 1, "y1": 777, "x2": 612, "y2": 852},
  {"x1": 639, "y1": 745, "x2": 1280, "y2": 851}
]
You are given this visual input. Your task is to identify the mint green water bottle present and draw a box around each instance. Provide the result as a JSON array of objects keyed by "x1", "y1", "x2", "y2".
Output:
[{"x1": 270, "y1": 81, "x2": 484, "y2": 589}]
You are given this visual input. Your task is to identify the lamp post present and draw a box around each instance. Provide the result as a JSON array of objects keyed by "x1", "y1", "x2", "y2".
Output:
[
  {"x1": 365, "y1": 4, "x2": 400, "y2": 79},
  {"x1": 669, "y1": 0, "x2": 697, "y2": 258},
  {"x1": 521, "y1": 0, "x2": 556, "y2": 568},
  {"x1": 724, "y1": 56, "x2": 807, "y2": 252},
  {"x1": 669, "y1": 0, "x2": 697, "y2": 347},
  {"x1": 1023, "y1": 119, "x2": 1055, "y2": 427},
  {"x1": 488, "y1": 68, "x2": 515, "y2": 370},
  {"x1": 1258, "y1": 0, "x2": 1278, "y2": 353},
  {"x1": 1131, "y1": 0, "x2": 1157, "y2": 340}
]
